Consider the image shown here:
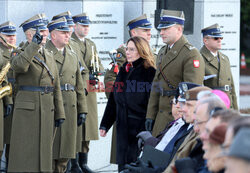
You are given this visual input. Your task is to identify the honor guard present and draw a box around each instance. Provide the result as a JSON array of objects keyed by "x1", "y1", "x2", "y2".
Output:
[
  {"x1": 201, "y1": 23, "x2": 238, "y2": 109},
  {"x1": 71, "y1": 12, "x2": 104, "y2": 173},
  {"x1": 0, "y1": 21, "x2": 16, "y2": 169},
  {"x1": 8, "y1": 14, "x2": 65, "y2": 172},
  {"x1": 145, "y1": 10, "x2": 205, "y2": 136},
  {"x1": 46, "y1": 17, "x2": 88, "y2": 172},
  {"x1": 52, "y1": 11, "x2": 89, "y2": 172}
]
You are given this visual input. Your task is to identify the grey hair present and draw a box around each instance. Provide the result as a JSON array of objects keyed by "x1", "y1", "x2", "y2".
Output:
[{"x1": 199, "y1": 96, "x2": 227, "y2": 119}]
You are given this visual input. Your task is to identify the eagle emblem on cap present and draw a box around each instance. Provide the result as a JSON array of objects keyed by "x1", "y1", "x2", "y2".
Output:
[{"x1": 182, "y1": 83, "x2": 188, "y2": 92}]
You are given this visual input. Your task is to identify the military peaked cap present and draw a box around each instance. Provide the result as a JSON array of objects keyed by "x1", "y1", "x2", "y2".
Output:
[
  {"x1": 202, "y1": 23, "x2": 223, "y2": 37},
  {"x1": 0, "y1": 21, "x2": 16, "y2": 35},
  {"x1": 157, "y1": 9, "x2": 185, "y2": 29},
  {"x1": 52, "y1": 11, "x2": 74, "y2": 26},
  {"x1": 127, "y1": 14, "x2": 152, "y2": 30},
  {"x1": 48, "y1": 17, "x2": 70, "y2": 32},
  {"x1": 20, "y1": 13, "x2": 47, "y2": 32},
  {"x1": 72, "y1": 13, "x2": 90, "y2": 25}
]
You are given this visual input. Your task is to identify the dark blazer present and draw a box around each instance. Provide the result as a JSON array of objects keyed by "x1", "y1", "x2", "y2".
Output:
[
  {"x1": 144, "y1": 122, "x2": 193, "y2": 168},
  {"x1": 100, "y1": 58, "x2": 156, "y2": 165}
]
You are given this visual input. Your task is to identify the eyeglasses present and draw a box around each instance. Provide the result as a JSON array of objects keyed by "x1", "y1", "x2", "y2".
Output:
[
  {"x1": 206, "y1": 37, "x2": 223, "y2": 40},
  {"x1": 125, "y1": 47, "x2": 137, "y2": 52},
  {"x1": 170, "y1": 97, "x2": 178, "y2": 105},
  {"x1": 213, "y1": 37, "x2": 223, "y2": 40}
]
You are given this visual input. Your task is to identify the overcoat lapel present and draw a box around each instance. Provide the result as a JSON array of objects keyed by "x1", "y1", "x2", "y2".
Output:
[{"x1": 202, "y1": 46, "x2": 219, "y2": 70}]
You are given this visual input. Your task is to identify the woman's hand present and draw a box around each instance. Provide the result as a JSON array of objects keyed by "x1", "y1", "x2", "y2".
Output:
[{"x1": 100, "y1": 129, "x2": 107, "y2": 137}]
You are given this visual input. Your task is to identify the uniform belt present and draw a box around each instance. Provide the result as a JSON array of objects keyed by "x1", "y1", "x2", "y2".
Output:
[
  {"x1": 19, "y1": 86, "x2": 54, "y2": 93},
  {"x1": 212, "y1": 85, "x2": 232, "y2": 92},
  {"x1": 160, "y1": 88, "x2": 177, "y2": 96},
  {"x1": 8, "y1": 78, "x2": 15, "y2": 84},
  {"x1": 60, "y1": 83, "x2": 75, "y2": 91}
]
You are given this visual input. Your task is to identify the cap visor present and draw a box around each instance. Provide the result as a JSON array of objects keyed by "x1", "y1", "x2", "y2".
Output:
[
  {"x1": 55, "y1": 27, "x2": 70, "y2": 32},
  {"x1": 157, "y1": 23, "x2": 176, "y2": 29},
  {"x1": 0, "y1": 31, "x2": 17, "y2": 35},
  {"x1": 137, "y1": 25, "x2": 152, "y2": 29}
]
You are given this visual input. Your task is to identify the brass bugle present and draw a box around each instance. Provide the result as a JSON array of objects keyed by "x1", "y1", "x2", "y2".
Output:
[{"x1": 0, "y1": 84, "x2": 12, "y2": 99}]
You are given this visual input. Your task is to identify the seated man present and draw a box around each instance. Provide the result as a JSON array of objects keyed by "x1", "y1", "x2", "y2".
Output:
[{"x1": 126, "y1": 84, "x2": 211, "y2": 172}]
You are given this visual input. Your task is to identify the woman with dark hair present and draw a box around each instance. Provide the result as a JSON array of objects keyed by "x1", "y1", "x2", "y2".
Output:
[{"x1": 99, "y1": 36, "x2": 156, "y2": 172}]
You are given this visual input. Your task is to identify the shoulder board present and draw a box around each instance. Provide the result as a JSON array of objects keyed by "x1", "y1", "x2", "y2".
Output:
[
  {"x1": 184, "y1": 43, "x2": 196, "y2": 50},
  {"x1": 85, "y1": 38, "x2": 94, "y2": 44}
]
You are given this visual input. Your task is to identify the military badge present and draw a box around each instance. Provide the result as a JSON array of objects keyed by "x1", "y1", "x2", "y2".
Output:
[{"x1": 193, "y1": 60, "x2": 200, "y2": 68}]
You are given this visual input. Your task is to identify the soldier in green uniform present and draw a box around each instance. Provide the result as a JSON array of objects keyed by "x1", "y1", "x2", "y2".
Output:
[
  {"x1": 45, "y1": 17, "x2": 88, "y2": 172},
  {"x1": 200, "y1": 23, "x2": 238, "y2": 109},
  {"x1": 71, "y1": 13, "x2": 104, "y2": 173},
  {"x1": 52, "y1": 11, "x2": 90, "y2": 172},
  {"x1": 0, "y1": 20, "x2": 16, "y2": 170},
  {"x1": 8, "y1": 14, "x2": 65, "y2": 172},
  {"x1": 145, "y1": 10, "x2": 205, "y2": 137},
  {"x1": 103, "y1": 14, "x2": 154, "y2": 165}
]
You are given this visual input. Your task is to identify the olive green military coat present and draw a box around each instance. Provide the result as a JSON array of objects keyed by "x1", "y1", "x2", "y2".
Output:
[
  {"x1": 71, "y1": 32, "x2": 104, "y2": 142},
  {"x1": 146, "y1": 36, "x2": 205, "y2": 137},
  {"x1": 45, "y1": 40, "x2": 87, "y2": 159},
  {"x1": 0, "y1": 43, "x2": 14, "y2": 145},
  {"x1": 67, "y1": 38, "x2": 89, "y2": 152},
  {"x1": 200, "y1": 45, "x2": 238, "y2": 109},
  {"x1": 8, "y1": 42, "x2": 65, "y2": 172},
  {"x1": 0, "y1": 55, "x2": 5, "y2": 152}
]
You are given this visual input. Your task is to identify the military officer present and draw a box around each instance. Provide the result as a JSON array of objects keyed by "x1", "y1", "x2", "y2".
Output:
[
  {"x1": 103, "y1": 14, "x2": 154, "y2": 165},
  {"x1": 201, "y1": 23, "x2": 238, "y2": 109},
  {"x1": 52, "y1": 11, "x2": 75, "y2": 37},
  {"x1": 8, "y1": 14, "x2": 65, "y2": 172},
  {"x1": 145, "y1": 9, "x2": 205, "y2": 137},
  {"x1": 45, "y1": 17, "x2": 88, "y2": 172},
  {"x1": 0, "y1": 20, "x2": 16, "y2": 169},
  {"x1": 52, "y1": 11, "x2": 90, "y2": 172},
  {"x1": 71, "y1": 12, "x2": 104, "y2": 173}
]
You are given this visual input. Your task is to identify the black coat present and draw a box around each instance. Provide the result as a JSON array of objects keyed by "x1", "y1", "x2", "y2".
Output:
[{"x1": 100, "y1": 58, "x2": 156, "y2": 165}]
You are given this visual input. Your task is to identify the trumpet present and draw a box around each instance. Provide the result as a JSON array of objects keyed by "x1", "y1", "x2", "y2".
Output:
[
  {"x1": 0, "y1": 62, "x2": 11, "y2": 85},
  {"x1": 0, "y1": 62, "x2": 12, "y2": 98},
  {"x1": 0, "y1": 84, "x2": 12, "y2": 99}
]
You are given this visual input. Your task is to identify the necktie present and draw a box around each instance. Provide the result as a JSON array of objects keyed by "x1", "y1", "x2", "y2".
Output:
[{"x1": 125, "y1": 63, "x2": 132, "y2": 72}]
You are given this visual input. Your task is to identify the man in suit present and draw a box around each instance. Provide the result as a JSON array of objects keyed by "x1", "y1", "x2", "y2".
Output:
[
  {"x1": 126, "y1": 86, "x2": 211, "y2": 172},
  {"x1": 0, "y1": 21, "x2": 16, "y2": 168},
  {"x1": 145, "y1": 9, "x2": 205, "y2": 137},
  {"x1": 201, "y1": 23, "x2": 238, "y2": 109},
  {"x1": 71, "y1": 13, "x2": 104, "y2": 173},
  {"x1": 45, "y1": 17, "x2": 88, "y2": 172},
  {"x1": 8, "y1": 13, "x2": 65, "y2": 172}
]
